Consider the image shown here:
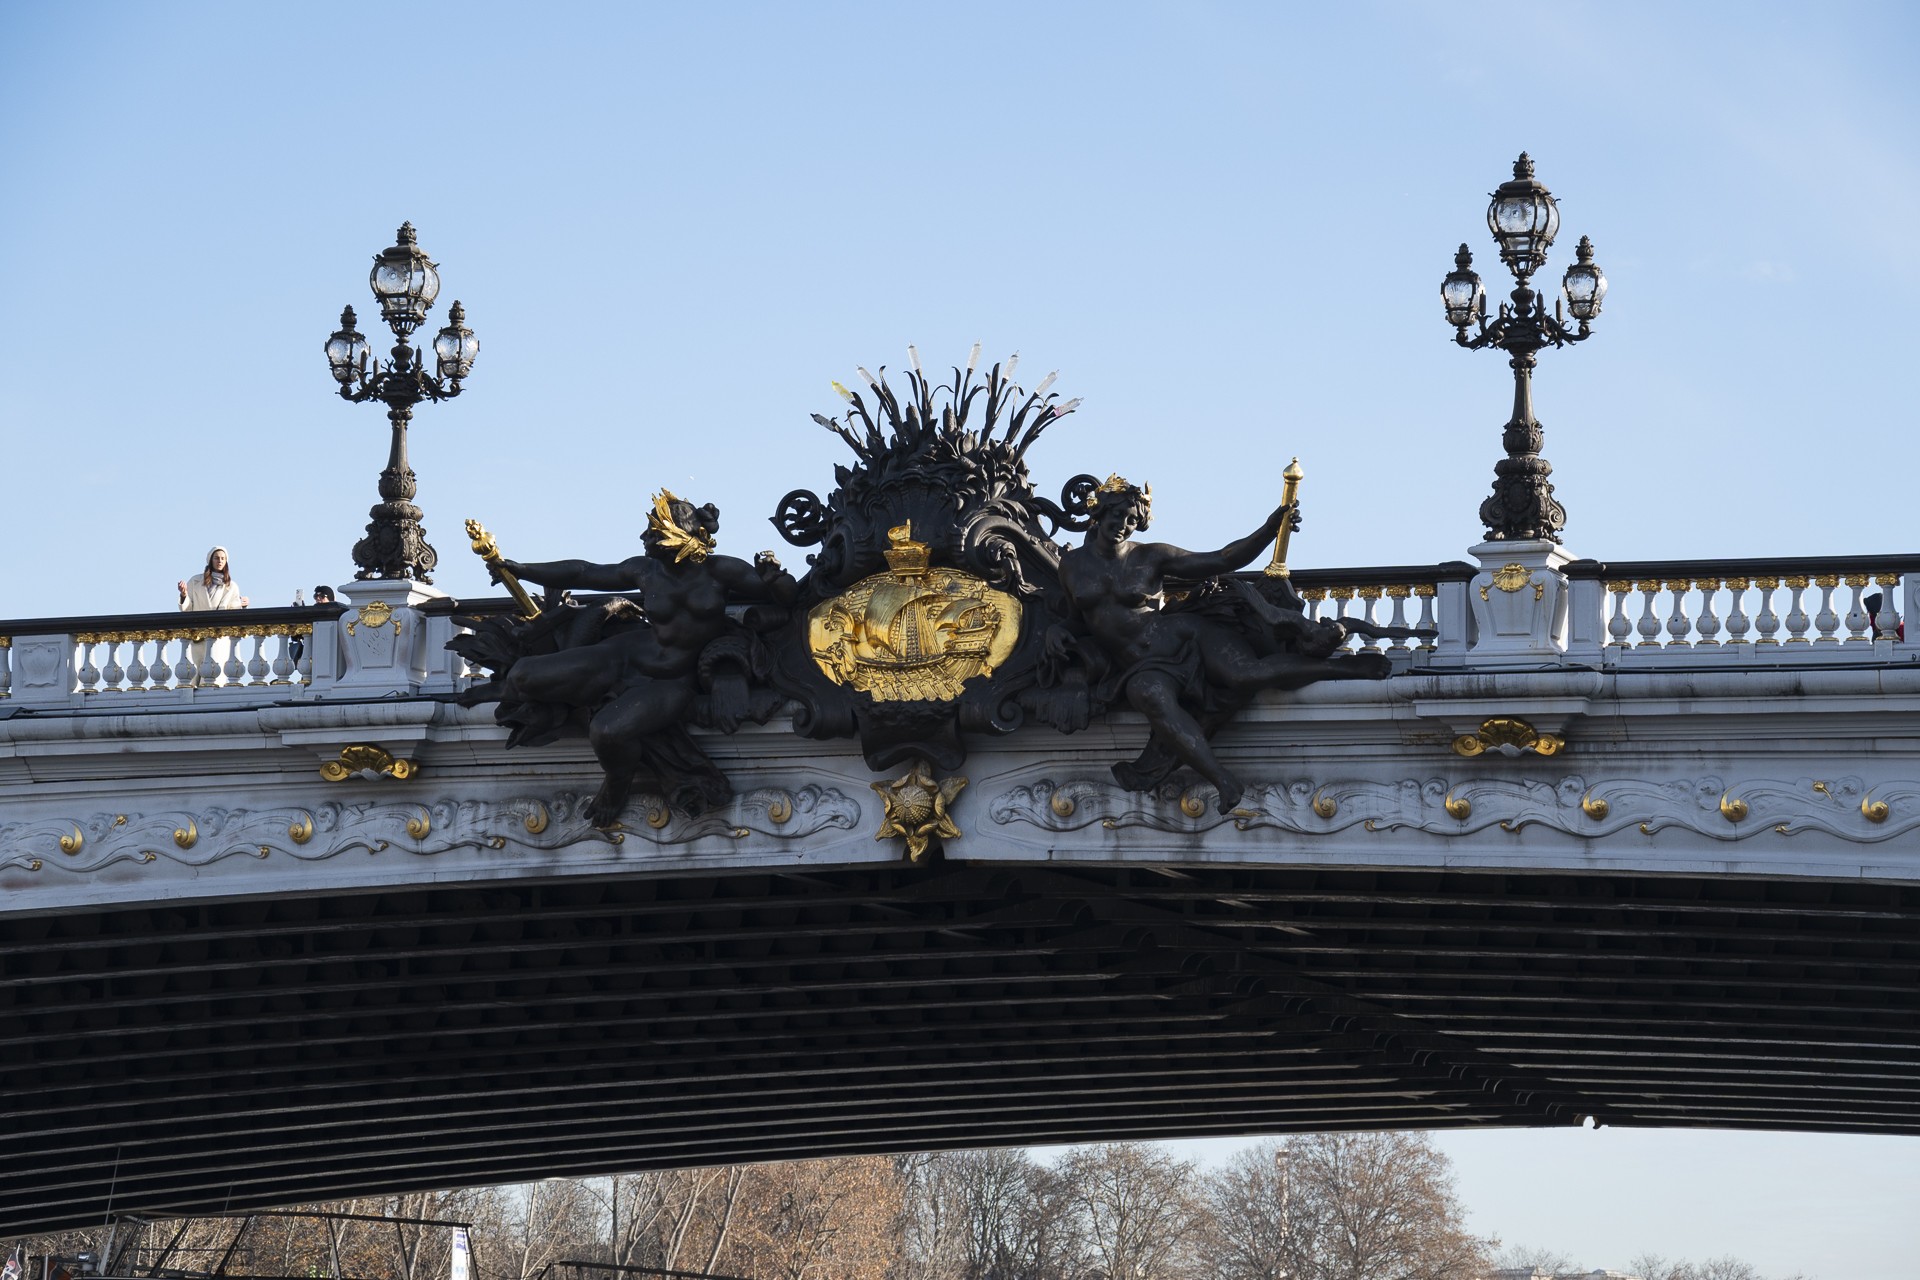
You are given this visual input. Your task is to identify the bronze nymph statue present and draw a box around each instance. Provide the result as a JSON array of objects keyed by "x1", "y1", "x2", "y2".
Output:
[
  {"x1": 1050, "y1": 474, "x2": 1390, "y2": 813},
  {"x1": 453, "y1": 492, "x2": 796, "y2": 826}
]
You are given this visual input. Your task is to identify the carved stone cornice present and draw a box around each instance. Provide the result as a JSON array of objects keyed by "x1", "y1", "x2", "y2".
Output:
[
  {"x1": 988, "y1": 775, "x2": 1918, "y2": 844},
  {"x1": 0, "y1": 786, "x2": 859, "y2": 874}
]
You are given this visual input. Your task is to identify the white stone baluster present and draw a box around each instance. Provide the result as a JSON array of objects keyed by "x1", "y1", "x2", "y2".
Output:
[
  {"x1": 1754, "y1": 577, "x2": 1781, "y2": 644},
  {"x1": 125, "y1": 633, "x2": 152, "y2": 690},
  {"x1": 106, "y1": 635, "x2": 130, "y2": 691},
  {"x1": 1723, "y1": 577, "x2": 1751, "y2": 645},
  {"x1": 222, "y1": 629, "x2": 246, "y2": 684},
  {"x1": 174, "y1": 635, "x2": 199, "y2": 687},
  {"x1": 1384, "y1": 585, "x2": 1412, "y2": 654},
  {"x1": 247, "y1": 630, "x2": 272, "y2": 685},
  {"x1": 75, "y1": 635, "x2": 102, "y2": 693},
  {"x1": 1355, "y1": 586, "x2": 1383, "y2": 653},
  {"x1": 271, "y1": 628, "x2": 295, "y2": 684},
  {"x1": 1843, "y1": 574, "x2": 1871, "y2": 642},
  {"x1": 1693, "y1": 577, "x2": 1721, "y2": 646},
  {"x1": 1874, "y1": 574, "x2": 1901, "y2": 640},
  {"x1": 296, "y1": 628, "x2": 315, "y2": 685},
  {"x1": 1634, "y1": 580, "x2": 1662, "y2": 648},
  {"x1": 1783, "y1": 576, "x2": 1811, "y2": 644},
  {"x1": 1811, "y1": 574, "x2": 1841, "y2": 643},
  {"x1": 1605, "y1": 581, "x2": 1633, "y2": 647},
  {"x1": 0, "y1": 639, "x2": 11, "y2": 698},
  {"x1": 1662, "y1": 579, "x2": 1693, "y2": 648},
  {"x1": 1413, "y1": 585, "x2": 1437, "y2": 651},
  {"x1": 1328, "y1": 587, "x2": 1355, "y2": 650}
]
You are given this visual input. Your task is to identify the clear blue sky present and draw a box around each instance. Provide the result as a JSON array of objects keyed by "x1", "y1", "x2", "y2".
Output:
[{"x1": 3, "y1": 1, "x2": 1916, "y2": 1273}]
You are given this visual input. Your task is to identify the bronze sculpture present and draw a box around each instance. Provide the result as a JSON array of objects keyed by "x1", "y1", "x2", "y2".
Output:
[
  {"x1": 454, "y1": 351, "x2": 1420, "y2": 841},
  {"x1": 1050, "y1": 475, "x2": 1389, "y2": 813},
  {"x1": 452, "y1": 492, "x2": 795, "y2": 826}
]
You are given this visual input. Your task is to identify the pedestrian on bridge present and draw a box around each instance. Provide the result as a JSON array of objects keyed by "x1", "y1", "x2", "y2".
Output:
[
  {"x1": 176, "y1": 546, "x2": 248, "y2": 686},
  {"x1": 177, "y1": 546, "x2": 248, "y2": 611}
]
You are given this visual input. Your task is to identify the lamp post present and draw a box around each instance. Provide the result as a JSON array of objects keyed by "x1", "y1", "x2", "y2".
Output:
[
  {"x1": 1442, "y1": 154, "x2": 1606, "y2": 543},
  {"x1": 324, "y1": 222, "x2": 479, "y2": 582}
]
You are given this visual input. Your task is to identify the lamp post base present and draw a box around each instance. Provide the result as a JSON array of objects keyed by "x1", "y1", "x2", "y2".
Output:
[{"x1": 1466, "y1": 539, "x2": 1576, "y2": 666}]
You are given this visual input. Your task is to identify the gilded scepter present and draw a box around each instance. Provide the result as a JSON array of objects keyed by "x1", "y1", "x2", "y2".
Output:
[
  {"x1": 465, "y1": 519, "x2": 541, "y2": 618},
  {"x1": 1262, "y1": 457, "x2": 1305, "y2": 578}
]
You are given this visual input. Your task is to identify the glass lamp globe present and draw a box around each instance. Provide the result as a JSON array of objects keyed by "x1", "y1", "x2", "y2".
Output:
[
  {"x1": 1440, "y1": 244, "x2": 1484, "y2": 328},
  {"x1": 324, "y1": 306, "x2": 370, "y2": 385},
  {"x1": 432, "y1": 301, "x2": 480, "y2": 382},
  {"x1": 1486, "y1": 153, "x2": 1560, "y2": 280},
  {"x1": 1561, "y1": 236, "x2": 1608, "y2": 321},
  {"x1": 369, "y1": 222, "x2": 441, "y2": 336}
]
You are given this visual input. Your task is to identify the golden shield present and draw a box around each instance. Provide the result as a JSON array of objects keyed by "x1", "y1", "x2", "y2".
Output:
[{"x1": 807, "y1": 524, "x2": 1022, "y2": 702}]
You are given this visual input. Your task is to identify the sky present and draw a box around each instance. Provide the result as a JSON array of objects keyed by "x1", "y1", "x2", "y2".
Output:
[{"x1": 1, "y1": 0, "x2": 1916, "y2": 1273}]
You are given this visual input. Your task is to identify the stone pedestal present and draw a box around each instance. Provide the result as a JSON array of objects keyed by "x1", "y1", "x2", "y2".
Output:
[
  {"x1": 331, "y1": 579, "x2": 447, "y2": 696},
  {"x1": 1466, "y1": 539, "x2": 1575, "y2": 666}
]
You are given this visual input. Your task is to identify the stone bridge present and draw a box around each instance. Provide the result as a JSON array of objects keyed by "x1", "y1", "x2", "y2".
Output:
[{"x1": 4, "y1": 551, "x2": 1919, "y2": 1235}]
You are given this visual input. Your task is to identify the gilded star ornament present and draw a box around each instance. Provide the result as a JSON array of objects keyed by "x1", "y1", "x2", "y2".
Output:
[{"x1": 872, "y1": 764, "x2": 968, "y2": 861}]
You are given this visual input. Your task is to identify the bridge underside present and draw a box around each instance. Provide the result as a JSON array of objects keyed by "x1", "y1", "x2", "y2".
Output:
[{"x1": 5, "y1": 861, "x2": 1918, "y2": 1234}]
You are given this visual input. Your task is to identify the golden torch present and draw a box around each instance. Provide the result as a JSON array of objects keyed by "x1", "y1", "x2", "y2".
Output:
[
  {"x1": 465, "y1": 519, "x2": 541, "y2": 618},
  {"x1": 1262, "y1": 457, "x2": 1306, "y2": 578}
]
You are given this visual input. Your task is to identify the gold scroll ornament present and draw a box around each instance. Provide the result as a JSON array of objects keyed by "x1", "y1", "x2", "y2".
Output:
[{"x1": 807, "y1": 524, "x2": 1021, "y2": 702}]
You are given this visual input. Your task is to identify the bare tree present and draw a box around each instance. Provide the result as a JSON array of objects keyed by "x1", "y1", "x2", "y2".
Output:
[
  {"x1": 1255, "y1": 1132, "x2": 1491, "y2": 1280},
  {"x1": 723, "y1": 1155, "x2": 900, "y2": 1280},
  {"x1": 1628, "y1": 1256, "x2": 1805, "y2": 1280},
  {"x1": 1059, "y1": 1142, "x2": 1207, "y2": 1280},
  {"x1": 1203, "y1": 1143, "x2": 1291, "y2": 1280},
  {"x1": 1495, "y1": 1243, "x2": 1581, "y2": 1274}
]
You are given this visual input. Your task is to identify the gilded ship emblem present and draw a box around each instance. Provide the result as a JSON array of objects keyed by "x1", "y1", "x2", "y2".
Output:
[{"x1": 807, "y1": 524, "x2": 1022, "y2": 702}]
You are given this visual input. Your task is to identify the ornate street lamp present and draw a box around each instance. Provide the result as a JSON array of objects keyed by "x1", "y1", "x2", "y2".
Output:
[
  {"x1": 1442, "y1": 154, "x2": 1606, "y2": 543},
  {"x1": 325, "y1": 223, "x2": 479, "y2": 581}
]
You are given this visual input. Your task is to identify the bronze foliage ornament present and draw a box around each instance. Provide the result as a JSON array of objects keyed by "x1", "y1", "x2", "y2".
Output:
[{"x1": 451, "y1": 348, "x2": 1421, "y2": 826}]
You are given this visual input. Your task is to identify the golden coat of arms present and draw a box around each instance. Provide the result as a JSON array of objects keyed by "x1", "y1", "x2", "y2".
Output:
[{"x1": 807, "y1": 524, "x2": 1021, "y2": 702}]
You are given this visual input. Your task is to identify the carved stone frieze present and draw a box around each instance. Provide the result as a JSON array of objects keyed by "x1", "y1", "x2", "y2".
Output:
[
  {"x1": 0, "y1": 785, "x2": 860, "y2": 874},
  {"x1": 988, "y1": 775, "x2": 1920, "y2": 844}
]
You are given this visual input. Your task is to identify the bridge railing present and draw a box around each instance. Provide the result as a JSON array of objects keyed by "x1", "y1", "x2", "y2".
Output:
[
  {"x1": 3, "y1": 553, "x2": 1917, "y2": 707},
  {"x1": 1564, "y1": 555, "x2": 1920, "y2": 663},
  {"x1": 0, "y1": 605, "x2": 339, "y2": 707}
]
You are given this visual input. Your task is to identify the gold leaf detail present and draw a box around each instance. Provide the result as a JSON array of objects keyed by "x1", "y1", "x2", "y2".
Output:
[
  {"x1": 1048, "y1": 791, "x2": 1076, "y2": 818},
  {"x1": 58, "y1": 827, "x2": 83, "y2": 855},
  {"x1": 1580, "y1": 792, "x2": 1609, "y2": 820},
  {"x1": 288, "y1": 813, "x2": 314, "y2": 845},
  {"x1": 872, "y1": 764, "x2": 967, "y2": 861},
  {"x1": 1862, "y1": 793, "x2": 1890, "y2": 824},
  {"x1": 1311, "y1": 790, "x2": 1337, "y2": 819},
  {"x1": 172, "y1": 820, "x2": 198, "y2": 850},
  {"x1": 345, "y1": 600, "x2": 394, "y2": 636},
  {"x1": 1443, "y1": 792, "x2": 1470, "y2": 820},
  {"x1": 1179, "y1": 791, "x2": 1207, "y2": 819},
  {"x1": 765, "y1": 794, "x2": 793, "y2": 825},
  {"x1": 405, "y1": 809, "x2": 431, "y2": 839},
  {"x1": 1719, "y1": 792, "x2": 1749, "y2": 823},
  {"x1": 524, "y1": 802, "x2": 550, "y2": 834}
]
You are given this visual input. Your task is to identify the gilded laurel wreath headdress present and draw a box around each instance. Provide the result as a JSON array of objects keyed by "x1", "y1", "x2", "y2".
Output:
[
  {"x1": 647, "y1": 489, "x2": 716, "y2": 563},
  {"x1": 1084, "y1": 472, "x2": 1152, "y2": 524}
]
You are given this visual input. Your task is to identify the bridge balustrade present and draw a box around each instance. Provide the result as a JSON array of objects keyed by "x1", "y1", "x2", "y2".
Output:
[{"x1": 1, "y1": 553, "x2": 1916, "y2": 708}]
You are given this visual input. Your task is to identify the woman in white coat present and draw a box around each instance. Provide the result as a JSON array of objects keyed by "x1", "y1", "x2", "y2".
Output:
[{"x1": 177, "y1": 547, "x2": 249, "y2": 684}]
